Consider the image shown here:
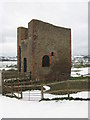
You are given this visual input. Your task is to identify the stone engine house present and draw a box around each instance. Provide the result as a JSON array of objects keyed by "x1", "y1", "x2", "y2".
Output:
[{"x1": 17, "y1": 19, "x2": 71, "y2": 81}]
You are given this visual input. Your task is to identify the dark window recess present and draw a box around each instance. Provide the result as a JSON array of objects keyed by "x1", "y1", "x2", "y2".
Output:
[
  {"x1": 24, "y1": 58, "x2": 27, "y2": 72},
  {"x1": 51, "y1": 52, "x2": 54, "y2": 56},
  {"x1": 19, "y1": 46, "x2": 21, "y2": 72},
  {"x1": 42, "y1": 55, "x2": 50, "y2": 67}
]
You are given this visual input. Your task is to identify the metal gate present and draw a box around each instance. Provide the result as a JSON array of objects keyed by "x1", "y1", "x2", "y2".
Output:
[{"x1": 22, "y1": 90, "x2": 41, "y2": 101}]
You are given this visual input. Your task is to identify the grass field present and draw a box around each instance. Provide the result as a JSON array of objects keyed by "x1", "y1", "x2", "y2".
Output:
[{"x1": 46, "y1": 78, "x2": 89, "y2": 95}]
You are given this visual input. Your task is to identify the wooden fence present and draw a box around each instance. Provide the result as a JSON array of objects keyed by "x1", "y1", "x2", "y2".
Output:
[
  {"x1": 1, "y1": 70, "x2": 45, "y2": 100},
  {"x1": 1, "y1": 70, "x2": 88, "y2": 101}
]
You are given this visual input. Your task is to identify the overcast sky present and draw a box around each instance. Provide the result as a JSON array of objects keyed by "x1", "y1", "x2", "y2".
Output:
[{"x1": 0, "y1": 0, "x2": 89, "y2": 57}]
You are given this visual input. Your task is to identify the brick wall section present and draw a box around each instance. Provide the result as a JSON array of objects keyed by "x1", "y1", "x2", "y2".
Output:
[
  {"x1": 17, "y1": 27, "x2": 28, "y2": 72},
  {"x1": 29, "y1": 20, "x2": 71, "y2": 81},
  {"x1": 17, "y1": 19, "x2": 71, "y2": 81}
]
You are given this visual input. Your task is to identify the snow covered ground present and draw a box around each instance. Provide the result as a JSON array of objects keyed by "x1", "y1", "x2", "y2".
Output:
[
  {"x1": 0, "y1": 91, "x2": 89, "y2": 119},
  {"x1": 0, "y1": 61, "x2": 17, "y2": 71},
  {"x1": 71, "y1": 67, "x2": 89, "y2": 77},
  {"x1": 0, "y1": 62, "x2": 89, "y2": 118},
  {"x1": 22, "y1": 90, "x2": 89, "y2": 101}
]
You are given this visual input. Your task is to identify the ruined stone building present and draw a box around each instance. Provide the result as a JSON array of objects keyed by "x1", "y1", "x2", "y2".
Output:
[{"x1": 17, "y1": 19, "x2": 71, "y2": 81}]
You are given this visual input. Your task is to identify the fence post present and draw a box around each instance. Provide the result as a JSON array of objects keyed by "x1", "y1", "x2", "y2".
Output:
[
  {"x1": 11, "y1": 79, "x2": 13, "y2": 96},
  {"x1": 21, "y1": 90, "x2": 22, "y2": 99},
  {"x1": 41, "y1": 84, "x2": 44, "y2": 100},
  {"x1": 67, "y1": 80, "x2": 70, "y2": 99},
  {"x1": 18, "y1": 78, "x2": 19, "y2": 98},
  {"x1": 20, "y1": 73, "x2": 23, "y2": 99},
  {"x1": 2, "y1": 71, "x2": 4, "y2": 95}
]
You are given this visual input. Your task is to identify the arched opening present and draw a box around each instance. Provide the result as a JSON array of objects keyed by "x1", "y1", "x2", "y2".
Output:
[
  {"x1": 42, "y1": 55, "x2": 50, "y2": 67},
  {"x1": 50, "y1": 51, "x2": 55, "y2": 56},
  {"x1": 24, "y1": 58, "x2": 27, "y2": 72}
]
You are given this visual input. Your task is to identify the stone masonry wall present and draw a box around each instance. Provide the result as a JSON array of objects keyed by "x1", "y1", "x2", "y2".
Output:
[
  {"x1": 17, "y1": 27, "x2": 28, "y2": 72},
  {"x1": 27, "y1": 20, "x2": 71, "y2": 81}
]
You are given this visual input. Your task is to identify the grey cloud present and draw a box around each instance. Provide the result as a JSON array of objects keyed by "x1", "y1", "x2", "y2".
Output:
[{"x1": 0, "y1": 1, "x2": 88, "y2": 56}]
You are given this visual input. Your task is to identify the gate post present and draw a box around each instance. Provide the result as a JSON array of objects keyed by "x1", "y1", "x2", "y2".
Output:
[
  {"x1": 41, "y1": 84, "x2": 44, "y2": 100},
  {"x1": 67, "y1": 80, "x2": 70, "y2": 99}
]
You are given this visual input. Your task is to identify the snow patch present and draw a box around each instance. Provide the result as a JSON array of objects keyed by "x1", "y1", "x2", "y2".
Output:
[
  {"x1": 43, "y1": 85, "x2": 50, "y2": 91},
  {"x1": 71, "y1": 67, "x2": 89, "y2": 77},
  {"x1": 0, "y1": 91, "x2": 89, "y2": 118}
]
